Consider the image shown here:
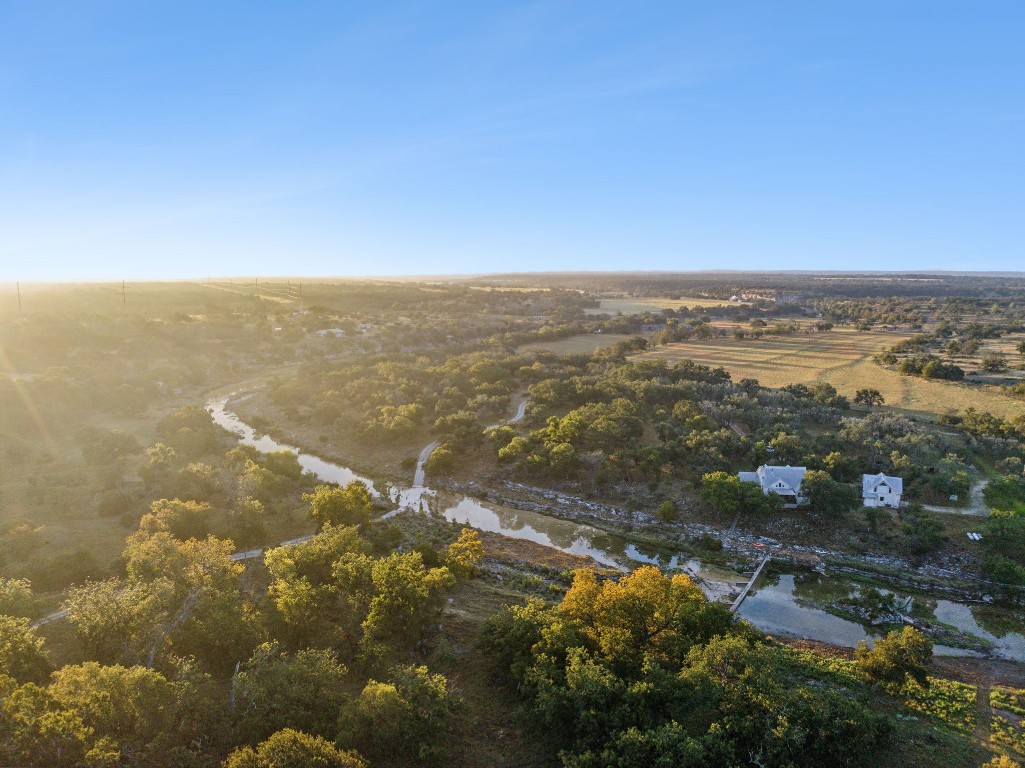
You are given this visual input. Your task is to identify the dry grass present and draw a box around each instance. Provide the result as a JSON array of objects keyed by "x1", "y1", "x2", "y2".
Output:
[
  {"x1": 584, "y1": 296, "x2": 744, "y2": 315},
  {"x1": 478, "y1": 531, "x2": 603, "y2": 571},
  {"x1": 432, "y1": 578, "x2": 559, "y2": 767},
  {"x1": 635, "y1": 328, "x2": 1025, "y2": 420}
]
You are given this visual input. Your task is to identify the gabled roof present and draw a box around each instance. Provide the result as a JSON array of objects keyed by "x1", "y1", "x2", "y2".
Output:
[
  {"x1": 862, "y1": 473, "x2": 903, "y2": 495},
  {"x1": 758, "y1": 465, "x2": 806, "y2": 490},
  {"x1": 738, "y1": 472, "x2": 760, "y2": 483}
]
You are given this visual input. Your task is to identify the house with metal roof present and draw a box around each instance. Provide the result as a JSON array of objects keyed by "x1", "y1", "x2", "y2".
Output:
[
  {"x1": 738, "y1": 465, "x2": 808, "y2": 506},
  {"x1": 862, "y1": 473, "x2": 903, "y2": 508}
]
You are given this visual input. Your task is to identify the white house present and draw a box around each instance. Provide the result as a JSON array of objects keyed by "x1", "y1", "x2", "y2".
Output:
[
  {"x1": 862, "y1": 473, "x2": 903, "y2": 508},
  {"x1": 738, "y1": 465, "x2": 808, "y2": 505}
]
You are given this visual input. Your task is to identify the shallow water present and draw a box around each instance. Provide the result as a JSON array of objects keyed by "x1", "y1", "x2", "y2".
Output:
[
  {"x1": 208, "y1": 397, "x2": 379, "y2": 493},
  {"x1": 210, "y1": 395, "x2": 1023, "y2": 659},
  {"x1": 933, "y1": 599, "x2": 1025, "y2": 661}
]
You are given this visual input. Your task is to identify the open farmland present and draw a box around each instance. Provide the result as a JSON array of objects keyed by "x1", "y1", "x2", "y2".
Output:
[
  {"x1": 635, "y1": 327, "x2": 1025, "y2": 420},
  {"x1": 518, "y1": 332, "x2": 641, "y2": 354},
  {"x1": 584, "y1": 295, "x2": 746, "y2": 315}
]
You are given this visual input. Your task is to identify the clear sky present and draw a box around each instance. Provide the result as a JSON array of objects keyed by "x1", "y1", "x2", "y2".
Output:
[{"x1": 1, "y1": 1, "x2": 1023, "y2": 280}]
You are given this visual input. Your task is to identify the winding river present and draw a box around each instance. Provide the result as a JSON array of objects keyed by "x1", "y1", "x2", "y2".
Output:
[{"x1": 207, "y1": 395, "x2": 1025, "y2": 661}]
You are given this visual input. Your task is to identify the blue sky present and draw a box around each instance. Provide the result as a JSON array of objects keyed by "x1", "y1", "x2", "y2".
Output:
[{"x1": 1, "y1": 1, "x2": 1023, "y2": 280}]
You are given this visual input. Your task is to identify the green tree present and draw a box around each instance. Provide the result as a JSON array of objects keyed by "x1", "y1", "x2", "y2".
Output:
[
  {"x1": 700, "y1": 471, "x2": 744, "y2": 515},
  {"x1": 548, "y1": 441, "x2": 576, "y2": 475},
  {"x1": 497, "y1": 436, "x2": 530, "y2": 462},
  {"x1": 445, "y1": 528, "x2": 484, "y2": 579},
  {"x1": 141, "y1": 442, "x2": 178, "y2": 489},
  {"x1": 981, "y1": 351, "x2": 1009, "y2": 372},
  {"x1": 854, "y1": 627, "x2": 932, "y2": 692},
  {"x1": 802, "y1": 470, "x2": 860, "y2": 513},
  {"x1": 701, "y1": 472, "x2": 782, "y2": 516},
  {"x1": 124, "y1": 530, "x2": 242, "y2": 596},
  {"x1": 0, "y1": 679, "x2": 94, "y2": 768},
  {"x1": 333, "y1": 551, "x2": 454, "y2": 658},
  {"x1": 138, "y1": 498, "x2": 212, "y2": 540},
  {"x1": 233, "y1": 643, "x2": 350, "y2": 742},
  {"x1": 265, "y1": 525, "x2": 365, "y2": 637},
  {"x1": 337, "y1": 665, "x2": 458, "y2": 766},
  {"x1": 854, "y1": 388, "x2": 884, "y2": 407},
  {"x1": 559, "y1": 566, "x2": 731, "y2": 672},
  {"x1": 424, "y1": 445, "x2": 455, "y2": 474},
  {"x1": 304, "y1": 482, "x2": 374, "y2": 530},
  {"x1": 262, "y1": 449, "x2": 303, "y2": 480},
  {"x1": 432, "y1": 410, "x2": 483, "y2": 444},
  {"x1": 656, "y1": 500, "x2": 677, "y2": 523},
  {"x1": 63, "y1": 577, "x2": 173, "y2": 665},
  {"x1": 49, "y1": 662, "x2": 177, "y2": 765},
  {"x1": 981, "y1": 555, "x2": 1025, "y2": 596},
  {"x1": 983, "y1": 476, "x2": 1025, "y2": 512},
  {"x1": 0, "y1": 615, "x2": 51, "y2": 684},
  {"x1": 0, "y1": 577, "x2": 34, "y2": 618},
  {"x1": 224, "y1": 729, "x2": 366, "y2": 768}
]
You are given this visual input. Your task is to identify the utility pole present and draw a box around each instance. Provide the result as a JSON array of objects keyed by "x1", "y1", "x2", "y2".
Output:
[
  {"x1": 122, "y1": 280, "x2": 126, "y2": 308},
  {"x1": 16, "y1": 281, "x2": 23, "y2": 322}
]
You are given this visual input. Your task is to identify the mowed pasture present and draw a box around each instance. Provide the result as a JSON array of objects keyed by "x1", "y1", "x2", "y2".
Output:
[
  {"x1": 519, "y1": 332, "x2": 642, "y2": 355},
  {"x1": 635, "y1": 328, "x2": 1025, "y2": 420},
  {"x1": 584, "y1": 296, "x2": 745, "y2": 315}
]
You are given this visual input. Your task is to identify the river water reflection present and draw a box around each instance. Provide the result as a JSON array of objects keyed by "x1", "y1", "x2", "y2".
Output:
[{"x1": 208, "y1": 396, "x2": 1025, "y2": 661}]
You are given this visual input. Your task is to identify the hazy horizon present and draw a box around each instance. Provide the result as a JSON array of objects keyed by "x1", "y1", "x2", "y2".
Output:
[{"x1": 6, "y1": 268, "x2": 1025, "y2": 288}]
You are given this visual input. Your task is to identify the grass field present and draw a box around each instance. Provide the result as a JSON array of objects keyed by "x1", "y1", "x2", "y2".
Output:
[
  {"x1": 584, "y1": 296, "x2": 745, "y2": 315},
  {"x1": 519, "y1": 332, "x2": 642, "y2": 355},
  {"x1": 635, "y1": 328, "x2": 1025, "y2": 420}
]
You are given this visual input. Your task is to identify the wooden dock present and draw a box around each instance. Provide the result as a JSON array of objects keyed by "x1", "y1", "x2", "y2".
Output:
[{"x1": 730, "y1": 554, "x2": 771, "y2": 614}]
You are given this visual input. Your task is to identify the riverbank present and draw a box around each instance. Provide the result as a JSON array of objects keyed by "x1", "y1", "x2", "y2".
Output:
[
  {"x1": 436, "y1": 477, "x2": 1012, "y2": 603},
  {"x1": 209, "y1": 396, "x2": 1025, "y2": 662}
]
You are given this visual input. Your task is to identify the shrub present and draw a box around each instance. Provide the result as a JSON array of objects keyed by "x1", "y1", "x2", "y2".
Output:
[{"x1": 854, "y1": 627, "x2": 932, "y2": 693}]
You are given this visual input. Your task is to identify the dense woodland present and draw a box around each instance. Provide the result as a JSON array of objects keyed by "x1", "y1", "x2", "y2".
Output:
[{"x1": 2, "y1": 277, "x2": 1025, "y2": 767}]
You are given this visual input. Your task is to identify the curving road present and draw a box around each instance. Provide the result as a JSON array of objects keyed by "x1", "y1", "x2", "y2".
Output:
[
  {"x1": 922, "y1": 479, "x2": 990, "y2": 518},
  {"x1": 412, "y1": 440, "x2": 441, "y2": 489},
  {"x1": 411, "y1": 396, "x2": 529, "y2": 490}
]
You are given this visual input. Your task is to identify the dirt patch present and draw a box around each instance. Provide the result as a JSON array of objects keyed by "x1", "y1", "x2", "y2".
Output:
[{"x1": 479, "y1": 530, "x2": 607, "y2": 571}]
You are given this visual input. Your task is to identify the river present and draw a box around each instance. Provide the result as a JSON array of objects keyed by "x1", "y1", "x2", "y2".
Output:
[{"x1": 207, "y1": 395, "x2": 1025, "y2": 661}]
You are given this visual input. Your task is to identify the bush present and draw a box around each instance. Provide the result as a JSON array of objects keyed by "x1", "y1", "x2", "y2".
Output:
[
  {"x1": 693, "y1": 532, "x2": 722, "y2": 551},
  {"x1": 854, "y1": 627, "x2": 932, "y2": 693},
  {"x1": 656, "y1": 500, "x2": 677, "y2": 523}
]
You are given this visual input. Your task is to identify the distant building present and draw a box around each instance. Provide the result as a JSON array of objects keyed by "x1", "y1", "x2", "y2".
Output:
[
  {"x1": 862, "y1": 473, "x2": 903, "y2": 508},
  {"x1": 738, "y1": 465, "x2": 807, "y2": 505},
  {"x1": 314, "y1": 328, "x2": 346, "y2": 338}
]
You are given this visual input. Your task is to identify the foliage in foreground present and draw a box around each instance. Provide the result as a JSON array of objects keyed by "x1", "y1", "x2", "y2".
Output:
[
  {"x1": 224, "y1": 729, "x2": 366, "y2": 768},
  {"x1": 481, "y1": 566, "x2": 892, "y2": 767}
]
